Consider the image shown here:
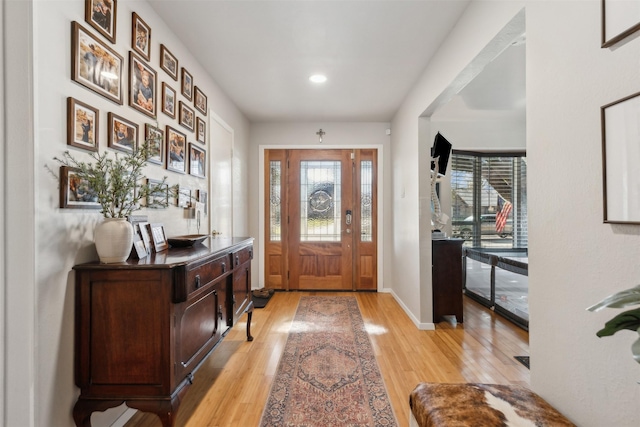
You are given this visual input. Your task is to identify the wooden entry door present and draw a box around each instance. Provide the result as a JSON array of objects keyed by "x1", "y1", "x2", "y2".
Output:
[{"x1": 264, "y1": 149, "x2": 377, "y2": 291}]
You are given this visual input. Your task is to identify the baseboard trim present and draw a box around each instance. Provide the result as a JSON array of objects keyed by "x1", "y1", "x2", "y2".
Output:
[{"x1": 387, "y1": 289, "x2": 435, "y2": 330}]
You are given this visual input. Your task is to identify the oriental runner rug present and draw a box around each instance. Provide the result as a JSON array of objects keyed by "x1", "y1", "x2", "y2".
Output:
[{"x1": 260, "y1": 296, "x2": 398, "y2": 427}]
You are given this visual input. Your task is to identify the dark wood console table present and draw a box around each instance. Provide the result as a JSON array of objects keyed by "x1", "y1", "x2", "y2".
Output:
[
  {"x1": 72, "y1": 237, "x2": 254, "y2": 427},
  {"x1": 432, "y1": 238, "x2": 464, "y2": 323}
]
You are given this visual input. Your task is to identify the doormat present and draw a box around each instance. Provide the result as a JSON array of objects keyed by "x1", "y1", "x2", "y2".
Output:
[
  {"x1": 259, "y1": 296, "x2": 398, "y2": 426},
  {"x1": 252, "y1": 290, "x2": 274, "y2": 308},
  {"x1": 514, "y1": 356, "x2": 530, "y2": 369}
]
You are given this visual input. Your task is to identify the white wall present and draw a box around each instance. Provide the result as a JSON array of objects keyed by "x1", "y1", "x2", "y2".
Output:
[
  {"x1": 248, "y1": 122, "x2": 391, "y2": 291},
  {"x1": 5, "y1": 0, "x2": 249, "y2": 427},
  {"x1": 527, "y1": 1, "x2": 640, "y2": 425},
  {"x1": 4, "y1": 0, "x2": 36, "y2": 425},
  {"x1": 391, "y1": 0, "x2": 525, "y2": 326},
  {"x1": 393, "y1": 0, "x2": 640, "y2": 425}
]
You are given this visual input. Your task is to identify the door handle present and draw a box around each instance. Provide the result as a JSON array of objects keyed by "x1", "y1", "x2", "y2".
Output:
[{"x1": 346, "y1": 210, "x2": 352, "y2": 225}]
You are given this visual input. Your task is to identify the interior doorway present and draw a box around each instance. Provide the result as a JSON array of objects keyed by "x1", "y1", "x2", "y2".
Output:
[{"x1": 264, "y1": 149, "x2": 377, "y2": 291}]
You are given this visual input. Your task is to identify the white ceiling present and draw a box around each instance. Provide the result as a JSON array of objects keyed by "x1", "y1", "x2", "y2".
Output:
[
  {"x1": 150, "y1": 1, "x2": 525, "y2": 124},
  {"x1": 149, "y1": 0, "x2": 473, "y2": 122}
]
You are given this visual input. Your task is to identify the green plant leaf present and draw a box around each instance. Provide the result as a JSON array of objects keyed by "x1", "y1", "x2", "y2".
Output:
[
  {"x1": 596, "y1": 308, "x2": 640, "y2": 337},
  {"x1": 51, "y1": 135, "x2": 170, "y2": 218}
]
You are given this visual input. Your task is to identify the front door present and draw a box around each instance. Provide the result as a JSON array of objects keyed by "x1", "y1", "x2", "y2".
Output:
[{"x1": 264, "y1": 149, "x2": 377, "y2": 291}]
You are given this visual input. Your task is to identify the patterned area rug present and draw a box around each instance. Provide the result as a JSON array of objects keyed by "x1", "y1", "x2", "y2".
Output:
[{"x1": 260, "y1": 296, "x2": 398, "y2": 427}]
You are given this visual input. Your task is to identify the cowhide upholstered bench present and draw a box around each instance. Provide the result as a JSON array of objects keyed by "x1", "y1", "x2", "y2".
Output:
[{"x1": 409, "y1": 383, "x2": 576, "y2": 427}]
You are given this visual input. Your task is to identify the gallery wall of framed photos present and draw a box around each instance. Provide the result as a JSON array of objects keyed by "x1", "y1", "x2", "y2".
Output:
[{"x1": 63, "y1": 0, "x2": 212, "y2": 239}]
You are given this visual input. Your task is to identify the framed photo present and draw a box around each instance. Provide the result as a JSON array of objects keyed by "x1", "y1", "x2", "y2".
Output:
[
  {"x1": 160, "y1": 44, "x2": 178, "y2": 81},
  {"x1": 602, "y1": 0, "x2": 640, "y2": 48},
  {"x1": 161, "y1": 82, "x2": 176, "y2": 119},
  {"x1": 59, "y1": 166, "x2": 101, "y2": 209},
  {"x1": 131, "y1": 12, "x2": 151, "y2": 61},
  {"x1": 127, "y1": 214, "x2": 148, "y2": 233},
  {"x1": 177, "y1": 186, "x2": 191, "y2": 208},
  {"x1": 108, "y1": 112, "x2": 138, "y2": 153},
  {"x1": 601, "y1": 91, "x2": 640, "y2": 223},
  {"x1": 148, "y1": 223, "x2": 169, "y2": 252},
  {"x1": 194, "y1": 86, "x2": 207, "y2": 115},
  {"x1": 189, "y1": 143, "x2": 206, "y2": 178},
  {"x1": 85, "y1": 0, "x2": 117, "y2": 43},
  {"x1": 179, "y1": 101, "x2": 195, "y2": 132},
  {"x1": 145, "y1": 178, "x2": 169, "y2": 208},
  {"x1": 144, "y1": 124, "x2": 164, "y2": 165},
  {"x1": 166, "y1": 125, "x2": 187, "y2": 174},
  {"x1": 129, "y1": 51, "x2": 157, "y2": 118},
  {"x1": 196, "y1": 117, "x2": 206, "y2": 144},
  {"x1": 72, "y1": 21, "x2": 123, "y2": 105},
  {"x1": 181, "y1": 67, "x2": 193, "y2": 100},
  {"x1": 132, "y1": 234, "x2": 148, "y2": 259},
  {"x1": 137, "y1": 221, "x2": 152, "y2": 253},
  {"x1": 198, "y1": 189, "x2": 208, "y2": 214},
  {"x1": 67, "y1": 97, "x2": 99, "y2": 152}
]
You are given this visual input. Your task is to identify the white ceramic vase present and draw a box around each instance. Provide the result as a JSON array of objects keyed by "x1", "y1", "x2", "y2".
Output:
[{"x1": 94, "y1": 218, "x2": 134, "y2": 263}]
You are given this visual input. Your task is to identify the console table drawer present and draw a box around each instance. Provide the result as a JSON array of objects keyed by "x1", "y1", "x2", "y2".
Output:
[
  {"x1": 185, "y1": 254, "x2": 230, "y2": 297},
  {"x1": 233, "y1": 245, "x2": 253, "y2": 268}
]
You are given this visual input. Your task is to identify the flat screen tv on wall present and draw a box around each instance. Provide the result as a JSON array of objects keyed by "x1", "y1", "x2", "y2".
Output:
[{"x1": 430, "y1": 132, "x2": 452, "y2": 176}]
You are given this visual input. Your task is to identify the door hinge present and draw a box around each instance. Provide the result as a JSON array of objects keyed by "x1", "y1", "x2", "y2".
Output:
[
  {"x1": 351, "y1": 152, "x2": 355, "y2": 160},
  {"x1": 287, "y1": 271, "x2": 290, "y2": 279}
]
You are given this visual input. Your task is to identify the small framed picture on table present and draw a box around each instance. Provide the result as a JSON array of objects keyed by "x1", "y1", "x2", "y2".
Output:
[{"x1": 148, "y1": 223, "x2": 168, "y2": 252}]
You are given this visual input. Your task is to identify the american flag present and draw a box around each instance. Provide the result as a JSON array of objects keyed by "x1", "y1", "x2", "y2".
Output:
[{"x1": 496, "y1": 197, "x2": 512, "y2": 233}]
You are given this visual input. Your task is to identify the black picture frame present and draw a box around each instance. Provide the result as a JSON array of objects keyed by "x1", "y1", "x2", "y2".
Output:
[
  {"x1": 601, "y1": 90, "x2": 640, "y2": 223},
  {"x1": 601, "y1": 0, "x2": 640, "y2": 48}
]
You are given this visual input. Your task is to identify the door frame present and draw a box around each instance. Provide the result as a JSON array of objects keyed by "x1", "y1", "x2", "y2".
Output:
[{"x1": 258, "y1": 145, "x2": 385, "y2": 292}]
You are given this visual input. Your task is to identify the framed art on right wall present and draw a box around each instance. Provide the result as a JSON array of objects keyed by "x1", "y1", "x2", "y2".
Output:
[
  {"x1": 601, "y1": 90, "x2": 640, "y2": 223},
  {"x1": 601, "y1": 0, "x2": 640, "y2": 47}
]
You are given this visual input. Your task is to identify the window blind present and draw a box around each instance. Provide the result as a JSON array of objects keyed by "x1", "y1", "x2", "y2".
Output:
[{"x1": 450, "y1": 151, "x2": 527, "y2": 249}]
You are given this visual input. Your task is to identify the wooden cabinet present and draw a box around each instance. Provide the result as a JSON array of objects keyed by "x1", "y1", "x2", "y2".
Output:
[
  {"x1": 432, "y1": 238, "x2": 464, "y2": 323},
  {"x1": 72, "y1": 237, "x2": 254, "y2": 427}
]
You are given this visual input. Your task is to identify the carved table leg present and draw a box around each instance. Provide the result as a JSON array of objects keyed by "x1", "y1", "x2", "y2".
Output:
[
  {"x1": 73, "y1": 399, "x2": 124, "y2": 427},
  {"x1": 246, "y1": 300, "x2": 254, "y2": 341}
]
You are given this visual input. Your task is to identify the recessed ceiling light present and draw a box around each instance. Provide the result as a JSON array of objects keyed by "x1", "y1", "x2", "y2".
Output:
[{"x1": 309, "y1": 74, "x2": 327, "y2": 83}]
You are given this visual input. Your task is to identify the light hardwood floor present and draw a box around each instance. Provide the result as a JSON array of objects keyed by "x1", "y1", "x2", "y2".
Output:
[{"x1": 125, "y1": 292, "x2": 529, "y2": 427}]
